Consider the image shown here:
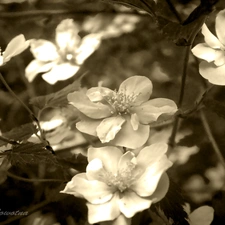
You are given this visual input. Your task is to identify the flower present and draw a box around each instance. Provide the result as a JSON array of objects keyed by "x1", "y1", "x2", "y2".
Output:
[
  {"x1": 67, "y1": 76, "x2": 177, "y2": 148},
  {"x1": 61, "y1": 143, "x2": 172, "y2": 224},
  {"x1": 0, "y1": 34, "x2": 29, "y2": 66},
  {"x1": 25, "y1": 19, "x2": 101, "y2": 84},
  {"x1": 191, "y1": 9, "x2": 225, "y2": 85}
]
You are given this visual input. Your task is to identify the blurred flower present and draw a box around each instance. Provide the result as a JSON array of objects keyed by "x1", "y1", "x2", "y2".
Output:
[
  {"x1": 68, "y1": 76, "x2": 177, "y2": 148},
  {"x1": 61, "y1": 143, "x2": 172, "y2": 224},
  {"x1": 0, "y1": 34, "x2": 29, "y2": 66},
  {"x1": 184, "y1": 204, "x2": 214, "y2": 225},
  {"x1": 192, "y1": 9, "x2": 225, "y2": 85},
  {"x1": 25, "y1": 19, "x2": 101, "y2": 84}
]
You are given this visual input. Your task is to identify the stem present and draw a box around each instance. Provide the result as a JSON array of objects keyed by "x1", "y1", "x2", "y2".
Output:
[
  {"x1": 200, "y1": 110, "x2": 225, "y2": 171},
  {"x1": 0, "y1": 136, "x2": 19, "y2": 145},
  {"x1": 0, "y1": 72, "x2": 46, "y2": 143},
  {"x1": 166, "y1": 0, "x2": 182, "y2": 22},
  {"x1": 6, "y1": 171, "x2": 65, "y2": 183},
  {"x1": 168, "y1": 45, "x2": 190, "y2": 148}
]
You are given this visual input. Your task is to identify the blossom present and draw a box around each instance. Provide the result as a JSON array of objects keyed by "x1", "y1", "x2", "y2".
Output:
[
  {"x1": 25, "y1": 19, "x2": 101, "y2": 84},
  {"x1": 61, "y1": 143, "x2": 172, "y2": 224},
  {"x1": 67, "y1": 76, "x2": 177, "y2": 148},
  {"x1": 192, "y1": 9, "x2": 225, "y2": 85},
  {"x1": 0, "y1": 34, "x2": 29, "y2": 66}
]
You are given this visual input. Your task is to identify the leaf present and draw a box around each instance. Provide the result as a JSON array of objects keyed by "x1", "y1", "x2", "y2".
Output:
[
  {"x1": 30, "y1": 78, "x2": 81, "y2": 110},
  {"x1": 152, "y1": 178, "x2": 190, "y2": 225},
  {"x1": 5, "y1": 142, "x2": 58, "y2": 166},
  {"x1": 203, "y1": 98, "x2": 225, "y2": 120},
  {"x1": 0, "y1": 123, "x2": 37, "y2": 147}
]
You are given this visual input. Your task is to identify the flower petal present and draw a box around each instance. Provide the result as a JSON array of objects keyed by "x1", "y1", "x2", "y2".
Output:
[
  {"x1": 68, "y1": 91, "x2": 112, "y2": 119},
  {"x1": 191, "y1": 43, "x2": 216, "y2": 62},
  {"x1": 136, "y1": 143, "x2": 169, "y2": 169},
  {"x1": 87, "y1": 193, "x2": 120, "y2": 224},
  {"x1": 86, "y1": 87, "x2": 115, "y2": 102},
  {"x1": 133, "y1": 98, "x2": 177, "y2": 124},
  {"x1": 101, "y1": 214, "x2": 131, "y2": 225},
  {"x1": 61, "y1": 173, "x2": 113, "y2": 204},
  {"x1": 131, "y1": 155, "x2": 172, "y2": 197},
  {"x1": 29, "y1": 39, "x2": 59, "y2": 61},
  {"x1": 214, "y1": 50, "x2": 225, "y2": 66},
  {"x1": 130, "y1": 113, "x2": 139, "y2": 131},
  {"x1": 25, "y1": 60, "x2": 54, "y2": 82},
  {"x1": 96, "y1": 116, "x2": 125, "y2": 143},
  {"x1": 118, "y1": 76, "x2": 153, "y2": 105},
  {"x1": 118, "y1": 151, "x2": 136, "y2": 172},
  {"x1": 201, "y1": 24, "x2": 221, "y2": 49},
  {"x1": 75, "y1": 33, "x2": 101, "y2": 65},
  {"x1": 118, "y1": 191, "x2": 152, "y2": 218},
  {"x1": 76, "y1": 118, "x2": 101, "y2": 136},
  {"x1": 189, "y1": 206, "x2": 214, "y2": 225},
  {"x1": 3, "y1": 34, "x2": 29, "y2": 62},
  {"x1": 150, "y1": 173, "x2": 170, "y2": 203},
  {"x1": 88, "y1": 146, "x2": 123, "y2": 174},
  {"x1": 199, "y1": 61, "x2": 225, "y2": 85},
  {"x1": 42, "y1": 63, "x2": 80, "y2": 84},
  {"x1": 110, "y1": 117, "x2": 149, "y2": 149},
  {"x1": 215, "y1": 9, "x2": 225, "y2": 47},
  {"x1": 86, "y1": 158, "x2": 106, "y2": 181}
]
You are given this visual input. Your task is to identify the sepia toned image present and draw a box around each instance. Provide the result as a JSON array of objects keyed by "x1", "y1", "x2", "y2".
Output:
[{"x1": 0, "y1": 0, "x2": 225, "y2": 225}]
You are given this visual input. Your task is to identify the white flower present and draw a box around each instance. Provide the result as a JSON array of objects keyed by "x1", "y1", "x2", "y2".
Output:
[
  {"x1": 25, "y1": 19, "x2": 101, "y2": 85},
  {"x1": 192, "y1": 9, "x2": 225, "y2": 85},
  {"x1": 0, "y1": 34, "x2": 29, "y2": 66},
  {"x1": 61, "y1": 143, "x2": 172, "y2": 224}
]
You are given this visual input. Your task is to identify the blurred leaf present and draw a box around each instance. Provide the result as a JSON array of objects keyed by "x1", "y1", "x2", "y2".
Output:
[
  {"x1": 5, "y1": 142, "x2": 58, "y2": 166},
  {"x1": 57, "y1": 153, "x2": 88, "y2": 172},
  {"x1": 30, "y1": 79, "x2": 81, "y2": 110},
  {"x1": 203, "y1": 98, "x2": 225, "y2": 121},
  {"x1": 0, "y1": 123, "x2": 37, "y2": 147}
]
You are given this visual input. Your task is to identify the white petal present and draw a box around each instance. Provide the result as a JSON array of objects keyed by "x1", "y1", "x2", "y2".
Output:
[
  {"x1": 118, "y1": 191, "x2": 152, "y2": 218},
  {"x1": 199, "y1": 61, "x2": 225, "y2": 85},
  {"x1": 214, "y1": 50, "x2": 225, "y2": 66},
  {"x1": 118, "y1": 151, "x2": 136, "y2": 172},
  {"x1": 100, "y1": 214, "x2": 131, "y2": 225},
  {"x1": 86, "y1": 87, "x2": 115, "y2": 102},
  {"x1": 86, "y1": 158, "x2": 106, "y2": 181},
  {"x1": 42, "y1": 63, "x2": 80, "y2": 84},
  {"x1": 191, "y1": 43, "x2": 216, "y2": 62},
  {"x1": 96, "y1": 116, "x2": 125, "y2": 143},
  {"x1": 87, "y1": 193, "x2": 120, "y2": 224},
  {"x1": 130, "y1": 113, "x2": 139, "y2": 130},
  {"x1": 215, "y1": 9, "x2": 225, "y2": 46},
  {"x1": 202, "y1": 24, "x2": 221, "y2": 49},
  {"x1": 29, "y1": 39, "x2": 59, "y2": 61}
]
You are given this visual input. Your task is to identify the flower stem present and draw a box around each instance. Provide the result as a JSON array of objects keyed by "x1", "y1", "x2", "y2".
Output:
[
  {"x1": 168, "y1": 45, "x2": 190, "y2": 148},
  {"x1": 0, "y1": 72, "x2": 46, "y2": 143}
]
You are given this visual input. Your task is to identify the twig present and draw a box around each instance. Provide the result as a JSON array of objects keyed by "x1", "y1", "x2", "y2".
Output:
[
  {"x1": 6, "y1": 171, "x2": 66, "y2": 183},
  {"x1": 200, "y1": 110, "x2": 225, "y2": 171},
  {"x1": 0, "y1": 136, "x2": 19, "y2": 145},
  {"x1": 166, "y1": 0, "x2": 182, "y2": 22}
]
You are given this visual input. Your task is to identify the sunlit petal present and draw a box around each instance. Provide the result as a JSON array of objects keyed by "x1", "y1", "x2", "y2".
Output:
[
  {"x1": 118, "y1": 191, "x2": 152, "y2": 218},
  {"x1": 118, "y1": 76, "x2": 153, "y2": 105},
  {"x1": 118, "y1": 151, "x2": 136, "y2": 172},
  {"x1": 68, "y1": 91, "x2": 112, "y2": 119},
  {"x1": 130, "y1": 113, "x2": 139, "y2": 131},
  {"x1": 214, "y1": 50, "x2": 225, "y2": 66},
  {"x1": 25, "y1": 60, "x2": 54, "y2": 82},
  {"x1": 96, "y1": 116, "x2": 125, "y2": 143},
  {"x1": 191, "y1": 43, "x2": 216, "y2": 62},
  {"x1": 29, "y1": 39, "x2": 59, "y2": 61},
  {"x1": 202, "y1": 24, "x2": 221, "y2": 49},
  {"x1": 88, "y1": 146, "x2": 123, "y2": 174},
  {"x1": 87, "y1": 193, "x2": 120, "y2": 224},
  {"x1": 215, "y1": 9, "x2": 225, "y2": 47},
  {"x1": 133, "y1": 98, "x2": 177, "y2": 124},
  {"x1": 76, "y1": 118, "x2": 101, "y2": 136},
  {"x1": 101, "y1": 214, "x2": 131, "y2": 225},
  {"x1": 131, "y1": 156, "x2": 172, "y2": 197},
  {"x1": 61, "y1": 173, "x2": 113, "y2": 204},
  {"x1": 199, "y1": 61, "x2": 225, "y2": 85},
  {"x1": 110, "y1": 117, "x2": 149, "y2": 149},
  {"x1": 86, "y1": 87, "x2": 115, "y2": 102}
]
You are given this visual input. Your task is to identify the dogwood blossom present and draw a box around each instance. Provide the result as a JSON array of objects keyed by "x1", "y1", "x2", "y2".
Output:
[
  {"x1": 192, "y1": 9, "x2": 225, "y2": 85},
  {"x1": 67, "y1": 76, "x2": 177, "y2": 148},
  {"x1": 25, "y1": 19, "x2": 101, "y2": 84},
  {"x1": 0, "y1": 34, "x2": 29, "y2": 66},
  {"x1": 61, "y1": 143, "x2": 172, "y2": 224}
]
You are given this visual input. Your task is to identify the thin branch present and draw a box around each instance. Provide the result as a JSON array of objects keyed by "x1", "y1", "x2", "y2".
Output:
[
  {"x1": 6, "y1": 171, "x2": 66, "y2": 183},
  {"x1": 0, "y1": 136, "x2": 19, "y2": 145},
  {"x1": 166, "y1": 0, "x2": 182, "y2": 22},
  {"x1": 200, "y1": 110, "x2": 225, "y2": 172}
]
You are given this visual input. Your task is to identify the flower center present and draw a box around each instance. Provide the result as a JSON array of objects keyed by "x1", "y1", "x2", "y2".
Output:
[
  {"x1": 104, "y1": 91, "x2": 137, "y2": 115},
  {"x1": 102, "y1": 162, "x2": 137, "y2": 192}
]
